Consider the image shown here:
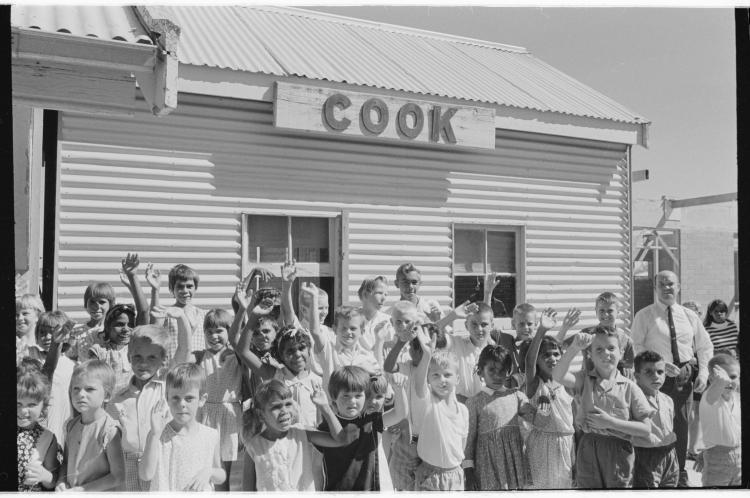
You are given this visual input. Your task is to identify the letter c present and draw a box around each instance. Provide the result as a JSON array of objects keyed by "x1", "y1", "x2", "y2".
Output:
[{"x1": 323, "y1": 94, "x2": 352, "y2": 131}]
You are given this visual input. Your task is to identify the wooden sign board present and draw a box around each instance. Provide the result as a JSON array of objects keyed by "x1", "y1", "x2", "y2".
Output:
[{"x1": 274, "y1": 82, "x2": 495, "y2": 150}]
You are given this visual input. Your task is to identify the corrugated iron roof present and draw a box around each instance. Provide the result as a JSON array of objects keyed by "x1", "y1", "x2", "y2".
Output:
[
  {"x1": 148, "y1": 5, "x2": 647, "y2": 125},
  {"x1": 11, "y1": 5, "x2": 153, "y2": 45}
]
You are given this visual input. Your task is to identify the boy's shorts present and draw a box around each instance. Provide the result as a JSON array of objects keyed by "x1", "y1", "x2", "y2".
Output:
[
  {"x1": 414, "y1": 461, "x2": 464, "y2": 491},
  {"x1": 389, "y1": 429, "x2": 421, "y2": 490},
  {"x1": 633, "y1": 443, "x2": 679, "y2": 488},
  {"x1": 575, "y1": 432, "x2": 634, "y2": 488},
  {"x1": 702, "y1": 445, "x2": 742, "y2": 487}
]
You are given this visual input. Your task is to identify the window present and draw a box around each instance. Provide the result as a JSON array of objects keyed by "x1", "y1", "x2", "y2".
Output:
[
  {"x1": 452, "y1": 225, "x2": 523, "y2": 317},
  {"x1": 242, "y1": 214, "x2": 340, "y2": 326}
]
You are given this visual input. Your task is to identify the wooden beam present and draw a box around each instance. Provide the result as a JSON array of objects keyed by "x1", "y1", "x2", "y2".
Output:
[{"x1": 670, "y1": 192, "x2": 737, "y2": 208}]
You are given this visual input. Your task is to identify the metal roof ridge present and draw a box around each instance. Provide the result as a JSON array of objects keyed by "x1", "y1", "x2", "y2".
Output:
[{"x1": 247, "y1": 5, "x2": 530, "y2": 54}]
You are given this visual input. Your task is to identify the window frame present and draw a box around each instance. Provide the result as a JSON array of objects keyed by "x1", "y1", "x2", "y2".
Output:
[
  {"x1": 241, "y1": 212, "x2": 342, "y2": 307},
  {"x1": 450, "y1": 222, "x2": 525, "y2": 310}
]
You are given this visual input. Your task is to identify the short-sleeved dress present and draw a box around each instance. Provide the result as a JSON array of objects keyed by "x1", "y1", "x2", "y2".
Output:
[
  {"x1": 197, "y1": 349, "x2": 243, "y2": 461},
  {"x1": 525, "y1": 380, "x2": 575, "y2": 489},
  {"x1": 17, "y1": 424, "x2": 62, "y2": 491},
  {"x1": 150, "y1": 423, "x2": 219, "y2": 491},
  {"x1": 63, "y1": 413, "x2": 121, "y2": 489},
  {"x1": 246, "y1": 426, "x2": 318, "y2": 491},
  {"x1": 465, "y1": 387, "x2": 532, "y2": 490}
]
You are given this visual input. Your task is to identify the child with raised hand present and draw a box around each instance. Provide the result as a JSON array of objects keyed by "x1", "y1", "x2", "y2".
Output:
[
  {"x1": 450, "y1": 302, "x2": 495, "y2": 403},
  {"x1": 118, "y1": 253, "x2": 150, "y2": 326},
  {"x1": 17, "y1": 366, "x2": 62, "y2": 491},
  {"x1": 191, "y1": 308, "x2": 244, "y2": 490},
  {"x1": 631, "y1": 351, "x2": 680, "y2": 488},
  {"x1": 85, "y1": 304, "x2": 137, "y2": 393},
  {"x1": 28, "y1": 311, "x2": 76, "y2": 446},
  {"x1": 151, "y1": 264, "x2": 206, "y2": 359},
  {"x1": 704, "y1": 299, "x2": 739, "y2": 359},
  {"x1": 243, "y1": 378, "x2": 356, "y2": 491},
  {"x1": 16, "y1": 293, "x2": 45, "y2": 364},
  {"x1": 412, "y1": 328, "x2": 469, "y2": 491},
  {"x1": 522, "y1": 308, "x2": 576, "y2": 489},
  {"x1": 314, "y1": 365, "x2": 385, "y2": 491},
  {"x1": 394, "y1": 263, "x2": 443, "y2": 323},
  {"x1": 139, "y1": 363, "x2": 225, "y2": 491},
  {"x1": 304, "y1": 282, "x2": 379, "y2": 387},
  {"x1": 463, "y1": 344, "x2": 532, "y2": 490},
  {"x1": 68, "y1": 282, "x2": 115, "y2": 361},
  {"x1": 552, "y1": 328, "x2": 653, "y2": 488},
  {"x1": 108, "y1": 324, "x2": 187, "y2": 491},
  {"x1": 697, "y1": 353, "x2": 741, "y2": 486},
  {"x1": 357, "y1": 276, "x2": 395, "y2": 363},
  {"x1": 57, "y1": 360, "x2": 125, "y2": 491}
]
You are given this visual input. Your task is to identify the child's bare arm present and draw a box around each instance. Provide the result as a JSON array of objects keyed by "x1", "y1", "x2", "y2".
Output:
[
  {"x1": 77, "y1": 429, "x2": 125, "y2": 491},
  {"x1": 139, "y1": 399, "x2": 169, "y2": 482},
  {"x1": 145, "y1": 263, "x2": 161, "y2": 313},
  {"x1": 413, "y1": 327, "x2": 433, "y2": 399},
  {"x1": 121, "y1": 253, "x2": 149, "y2": 326},
  {"x1": 280, "y1": 260, "x2": 299, "y2": 328},
  {"x1": 554, "y1": 307, "x2": 581, "y2": 343},
  {"x1": 524, "y1": 308, "x2": 556, "y2": 397},
  {"x1": 552, "y1": 332, "x2": 590, "y2": 389},
  {"x1": 483, "y1": 272, "x2": 499, "y2": 306},
  {"x1": 435, "y1": 301, "x2": 478, "y2": 332},
  {"x1": 704, "y1": 366, "x2": 732, "y2": 405},
  {"x1": 235, "y1": 314, "x2": 276, "y2": 379},
  {"x1": 229, "y1": 276, "x2": 252, "y2": 349},
  {"x1": 585, "y1": 407, "x2": 651, "y2": 439},
  {"x1": 382, "y1": 382, "x2": 408, "y2": 427},
  {"x1": 301, "y1": 283, "x2": 325, "y2": 354},
  {"x1": 151, "y1": 306, "x2": 190, "y2": 365},
  {"x1": 307, "y1": 387, "x2": 358, "y2": 447}
]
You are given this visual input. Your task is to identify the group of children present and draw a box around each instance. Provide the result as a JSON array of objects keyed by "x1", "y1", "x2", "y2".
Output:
[{"x1": 15, "y1": 257, "x2": 741, "y2": 491}]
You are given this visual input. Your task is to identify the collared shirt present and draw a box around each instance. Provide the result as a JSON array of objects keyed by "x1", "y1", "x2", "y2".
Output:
[
  {"x1": 273, "y1": 366, "x2": 323, "y2": 428},
  {"x1": 317, "y1": 334, "x2": 380, "y2": 388},
  {"x1": 631, "y1": 390, "x2": 677, "y2": 448},
  {"x1": 449, "y1": 336, "x2": 494, "y2": 399},
  {"x1": 108, "y1": 368, "x2": 169, "y2": 454},
  {"x1": 574, "y1": 368, "x2": 653, "y2": 440},
  {"x1": 700, "y1": 390, "x2": 741, "y2": 449},
  {"x1": 631, "y1": 301, "x2": 713, "y2": 382}
]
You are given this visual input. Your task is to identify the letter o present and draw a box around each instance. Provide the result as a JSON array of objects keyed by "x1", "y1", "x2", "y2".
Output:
[
  {"x1": 396, "y1": 103, "x2": 424, "y2": 139},
  {"x1": 360, "y1": 98, "x2": 389, "y2": 135},
  {"x1": 322, "y1": 93, "x2": 352, "y2": 131}
]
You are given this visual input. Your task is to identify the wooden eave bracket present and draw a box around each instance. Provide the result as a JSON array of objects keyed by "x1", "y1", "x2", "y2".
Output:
[{"x1": 133, "y1": 6, "x2": 181, "y2": 116}]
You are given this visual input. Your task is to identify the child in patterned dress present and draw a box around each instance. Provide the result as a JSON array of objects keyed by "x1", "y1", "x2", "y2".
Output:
[{"x1": 17, "y1": 364, "x2": 62, "y2": 491}]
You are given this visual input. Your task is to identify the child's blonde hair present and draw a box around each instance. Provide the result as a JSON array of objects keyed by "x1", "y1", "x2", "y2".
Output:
[
  {"x1": 595, "y1": 292, "x2": 619, "y2": 309},
  {"x1": 391, "y1": 300, "x2": 418, "y2": 317},
  {"x1": 16, "y1": 294, "x2": 45, "y2": 315},
  {"x1": 512, "y1": 303, "x2": 535, "y2": 318},
  {"x1": 333, "y1": 306, "x2": 362, "y2": 330},
  {"x1": 17, "y1": 365, "x2": 51, "y2": 411},
  {"x1": 128, "y1": 325, "x2": 170, "y2": 358},
  {"x1": 429, "y1": 351, "x2": 459, "y2": 373},
  {"x1": 166, "y1": 362, "x2": 207, "y2": 395},
  {"x1": 242, "y1": 379, "x2": 296, "y2": 442},
  {"x1": 72, "y1": 360, "x2": 116, "y2": 401},
  {"x1": 358, "y1": 276, "x2": 388, "y2": 300},
  {"x1": 83, "y1": 282, "x2": 116, "y2": 309}
]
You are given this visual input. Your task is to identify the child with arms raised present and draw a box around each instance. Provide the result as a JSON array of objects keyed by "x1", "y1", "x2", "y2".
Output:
[
  {"x1": 698, "y1": 353, "x2": 741, "y2": 486},
  {"x1": 553, "y1": 327, "x2": 652, "y2": 488},
  {"x1": 139, "y1": 363, "x2": 225, "y2": 491},
  {"x1": 522, "y1": 308, "x2": 576, "y2": 489},
  {"x1": 450, "y1": 302, "x2": 496, "y2": 403},
  {"x1": 244, "y1": 378, "x2": 357, "y2": 491},
  {"x1": 17, "y1": 365, "x2": 62, "y2": 491},
  {"x1": 109, "y1": 321, "x2": 190, "y2": 491},
  {"x1": 631, "y1": 351, "x2": 680, "y2": 488},
  {"x1": 56, "y1": 360, "x2": 125, "y2": 491}
]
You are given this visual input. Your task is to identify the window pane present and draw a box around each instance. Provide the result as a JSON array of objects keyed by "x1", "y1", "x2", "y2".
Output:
[
  {"x1": 248, "y1": 215, "x2": 287, "y2": 263},
  {"x1": 487, "y1": 231, "x2": 515, "y2": 273},
  {"x1": 291, "y1": 217, "x2": 329, "y2": 263},
  {"x1": 454, "y1": 275, "x2": 484, "y2": 306},
  {"x1": 454, "y1": 228, "x2": 485, "y2": 274},
  {"x1": 453, "y1": 275, "x2": 515, "y2": 318}
]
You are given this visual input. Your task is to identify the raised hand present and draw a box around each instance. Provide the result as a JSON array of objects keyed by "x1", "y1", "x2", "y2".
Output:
[
  {"x1": 484, "y1": 272, "x2": 499, "y2": 294},
  {"x1": 390, "y1": 372, "x2": 408, "y2": 388},
  {"x1": 572, "y1": 332, "x2": 593, "y2": 351},
  {"x1": 560, "y1": 307, "x2": 581, "y2": 331},
  {"x1": 280, "y1": 260, "x2": 298, "y2": 283},
  {"x1": 310, "y1": 386, "x2": 330, "y2": 408},
  {"x1": 415, "y1": 324, "x2": 433, "y2": 355},
  {"x1": 150, "y1": 398, "x2": 170, "y2": 435},
  {"x1": 121, "y1": 253, "x2": 140, "y2": 277},
  {"x1": 711, "y1": 365, "x2": 731, "y2": 386},
  {"x1": 664, "y1": 362, "x2": 681, "y2": 378},
  {"x1": 149, "y1": 305, "x2": 182, "y2": 321},
  {"x1": 426, "y1": 303, "x2": 442, "y2": 323},
  {"x1": 247, "y1": 267, "x2": 276, "y2": 290},
  {"x1": 145, "y1": 263, "x2": 161, "y2": 290},
  {"x1": 453, "y1": 300, "x2": 479, "y2": 319},
  {"x1": 538, "y1": 308, "x2": 557, "y2": 331},
  {"x1": 119, "y1": 271, "x2": 134, "y2": 292},
  {"x1": 234, "y1": 275, "x2": 254, "y2": 311}
]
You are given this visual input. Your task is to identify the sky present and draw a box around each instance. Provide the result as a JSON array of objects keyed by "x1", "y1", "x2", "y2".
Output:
[{"x1": 305, "y1": 6, "x2": 737, "y2": 202}]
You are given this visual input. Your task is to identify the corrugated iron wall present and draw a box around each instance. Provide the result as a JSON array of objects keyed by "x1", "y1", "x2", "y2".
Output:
[{"x1": 58, "y1": 94, "x2": 630, "y2": 330}]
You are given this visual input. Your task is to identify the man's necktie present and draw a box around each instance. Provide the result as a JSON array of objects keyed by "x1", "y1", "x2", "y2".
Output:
[{"x1": 667, "y1": 305, "x2": 682, "y2": 365}]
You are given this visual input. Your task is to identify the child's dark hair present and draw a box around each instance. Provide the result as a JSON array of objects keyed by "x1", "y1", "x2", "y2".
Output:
[
  {"x1": 395, "y1": 263, "x2": 420, "y2": 284},
  {"x1": 18, "y1": 357, "x2": 43, "y2": 375},
  {"x1": 328, "y1": 365, "x2": 369, "y2": 400},
  {"x1": 475, "y1": 344, "x2": 513, "y2": 376},
  {"x1": 410, "y1": 323, "x2": 447, "y2": 351},
  {"x1": 168, "y1": 264, "x2": 200, "y2": 292},
  {"x1": 17, "y1": 367, "x2": 51, "y2": 415},
  {"x1": 255, "y1": 315, "x2": 280, "y2": 337},
  {"x1": 204, "y1": 308, "x2": 233, "y2": 332},
  {"x1": 83, "y1": 282, "x2": 116, "y2": 309},
  {"x1": 367, "y1": 372, "x2": 389, "y2": 397},
  {"x1": 242, "y1": 379, "x2": 294, "y2": 442},
  {"x1": 333, "y1": 306, "x2": 362, "y2": 330},
  {"x1": 35, "y1": 310, "x2": 73, "y2": 344},
  {"x1": 518, "y1": 336, "x2": 561, "y2": 371},
  {"x1": 704, "y1": 299, "x2": 729, "y2": 327},
  {"x1": 358, "y1": 276, "x2": 389, "y2": 300},
  {"x1": 591, "y1": 324, "x2": 618, "y2": 338},
  {"x1": 634, "y1": 350, "x2": 664, "y2": 373},
  {"x1": 104, "y1": 304, "x2": 136, "y2": 336},
  {"x1": 166, "y1": 362, "x2": 207, "y2": 395},
  {"x1": 272, "y1": 326, "x2": 312, "y2": 363},
  {"x1": 472, "y1": 302, "x2": 493, "y2": 316}
]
